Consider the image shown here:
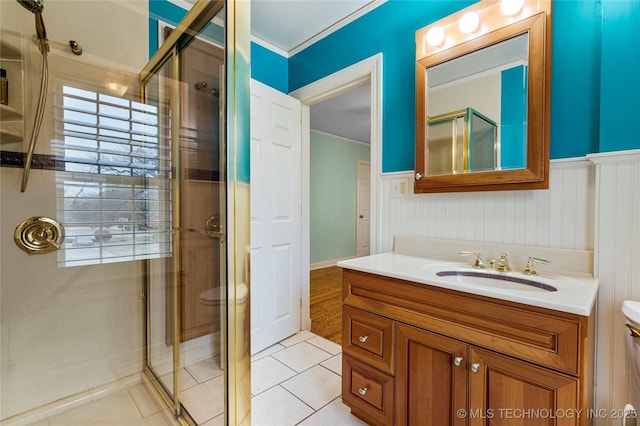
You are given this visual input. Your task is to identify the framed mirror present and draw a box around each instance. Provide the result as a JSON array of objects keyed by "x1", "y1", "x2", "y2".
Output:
[{"x1": 415, "y1": 0, "x2": 551, "y2": 193}]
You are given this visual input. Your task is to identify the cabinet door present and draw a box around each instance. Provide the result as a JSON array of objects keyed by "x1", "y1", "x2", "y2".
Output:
[
  {"x1": 469, "y1": 347, "x2": 579, "y2": 426},
  {"x1": 395, "y1": 323, "x2": 468, "y2": 426}
]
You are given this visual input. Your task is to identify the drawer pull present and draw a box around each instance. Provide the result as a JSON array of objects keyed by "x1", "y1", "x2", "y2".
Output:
[
  {"x1": 358, "y1": 335, "x2": 369, "y2": 343},
  {"x1": 358, "y1": 387, "x2": 368, "y2": 396},
  {"x1": 471, "y1": 362, "x2": 480, "y2": 373},
  {"x1": 454, "y1": 356, "x2": 463, "y2": 367}
]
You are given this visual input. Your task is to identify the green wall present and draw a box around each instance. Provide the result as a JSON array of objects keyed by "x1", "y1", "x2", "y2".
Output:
[{"x1": 310, "y1": 132, "x2": 370, "y2": 265}]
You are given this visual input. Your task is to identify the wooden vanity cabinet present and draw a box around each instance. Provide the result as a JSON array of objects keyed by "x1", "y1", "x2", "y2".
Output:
[{"x1": 341, "y1": 269, "x2": 594, "y2": 426}]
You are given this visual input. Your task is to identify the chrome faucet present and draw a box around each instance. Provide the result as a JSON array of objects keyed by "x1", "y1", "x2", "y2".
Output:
[
  {"x1": 459, "y1": 251, "x2": 485, "y2": 269},
  {"x1": 490, "y1": 253, "x2": 511, "y2": 272}
]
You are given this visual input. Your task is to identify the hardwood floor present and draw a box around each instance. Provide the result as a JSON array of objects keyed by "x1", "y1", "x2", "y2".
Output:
[{"x1": 310, "y1": 266, "x2": 342, "y2": 344}]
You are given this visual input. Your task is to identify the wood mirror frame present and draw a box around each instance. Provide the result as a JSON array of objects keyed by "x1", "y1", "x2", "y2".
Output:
[{"x1": 414, "y1": 0, "x2": 551, "y2": 193}]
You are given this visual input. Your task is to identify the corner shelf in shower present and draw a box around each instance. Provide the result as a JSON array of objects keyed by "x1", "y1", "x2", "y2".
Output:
[
  {"x1": 0, "y1": 37, "x2": 24, "y2": 147},
  {"x1": 0, "y1": 39, "x2": 21, "y2": 60},
  {"x1": 0, "y1": 104, "x2": 22, "y2": 121},
  {"x1": 0, "y1": 125, "x2": 22, "y2": 144}
]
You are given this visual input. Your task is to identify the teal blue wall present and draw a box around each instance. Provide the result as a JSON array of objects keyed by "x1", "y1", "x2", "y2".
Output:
[
  {"x1": 286, "y1": 0, "x2": 639, "y2": 172},
  {"x1": 148, "y1": 0, "x2": 186, "y2": 55},
  {"x1": 310, "y1": 132, "x2": 370, "y2": 264},
  {"x1": 290, "y1": 0, "x2": 476, "y2": 172},
  {"x1": 599, "y1": 0, "x2": 640, "y2": 152},
  {"x1": 148, "y1": 1, "x2": 287, "y2": 95},
  {"x1": 550, "y1": 0, "x2": 601, "y2": 158},
  {"x1": 251, "y1": 43, "x2": 288, "y2": 93},
  {"x1": 148, "y1": 1, "x2": 224, "y2": 54},
  {"x1": 151, "y1": 0, "x2": 640, "y2": 171},
  {"x1": 500, "y1": 65, "x2": 527, "y2": 169}
]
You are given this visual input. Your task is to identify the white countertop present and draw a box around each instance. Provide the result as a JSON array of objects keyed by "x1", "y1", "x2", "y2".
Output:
[{"x1": 338, "y1": 252, "x2": 598, "y2": 316}]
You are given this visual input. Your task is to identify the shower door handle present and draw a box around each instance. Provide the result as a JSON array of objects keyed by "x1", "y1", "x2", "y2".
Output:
[
  {"x1": 205, "y1": 216, "x2": 224, "y2": 240},
  {"x1": 174, "y1": 227, "x2": 225, "y2": 241}
]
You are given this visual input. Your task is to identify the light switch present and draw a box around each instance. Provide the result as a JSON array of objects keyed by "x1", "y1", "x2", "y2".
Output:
[{"x1": 391, "y1": 177, "x2": 410, "y2": 198}]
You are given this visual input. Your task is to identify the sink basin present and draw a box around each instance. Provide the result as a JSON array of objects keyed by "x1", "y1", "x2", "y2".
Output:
[
  {"x1": 338, "y1": 252, "x2": 598, "y2": 315},
  {"x1": 435, "y1": 270, "x2": 558, "y2": 292}
]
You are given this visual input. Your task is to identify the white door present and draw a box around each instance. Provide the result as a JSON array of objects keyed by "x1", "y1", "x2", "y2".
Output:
[
  {"x1": 356, "y1": 160, "x2": 370, "y2": 257},
  {"x1": 250, "y1": 80, "x2": 302, "y2": 354}
]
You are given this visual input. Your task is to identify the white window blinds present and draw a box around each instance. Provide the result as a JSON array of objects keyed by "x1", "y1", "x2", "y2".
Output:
[{"x1": 56, "y1": 85, "x2": 172, "y2": 267}]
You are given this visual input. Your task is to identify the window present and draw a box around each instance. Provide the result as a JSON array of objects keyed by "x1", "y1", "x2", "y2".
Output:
[{"x1": 56, "y1": 85, "x2": 171, "y2": 267}]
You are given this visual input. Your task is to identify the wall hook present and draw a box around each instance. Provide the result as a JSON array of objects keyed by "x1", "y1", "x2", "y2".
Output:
[{"x1": 69, "y1": 40, "x2": 83, "y2": 55}]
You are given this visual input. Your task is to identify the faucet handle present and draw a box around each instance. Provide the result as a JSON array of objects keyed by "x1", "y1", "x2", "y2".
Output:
[
  {"x1": 459, "y1": 251, "x2": 485, "y2": 269},
  {"x1": 523, "y1": 256, "x2": 551, "y2": 275}
]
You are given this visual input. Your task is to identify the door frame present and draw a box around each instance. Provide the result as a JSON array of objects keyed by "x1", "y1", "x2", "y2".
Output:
[{"x1": 289, "y1": 53, "x2": 382, "y2": 329}]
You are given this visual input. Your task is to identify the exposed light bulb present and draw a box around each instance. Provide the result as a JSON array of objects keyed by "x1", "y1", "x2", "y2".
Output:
[
  {"x1": 426, "y1": 26, "x2": 445, "y2": 47},
  {"x1": 459, "y1": 12, "x2": 480, "y2": 34},
  {"x1": 500, "y1": 0, "x2": 525, "y2": 16}
]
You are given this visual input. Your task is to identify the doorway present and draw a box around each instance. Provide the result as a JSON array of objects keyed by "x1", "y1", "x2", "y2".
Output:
[
  {"x1": 292, "y1": 54, "x2": 382, "y2": 343},
  {"x1": 307, "y1": 88, "x2": 371, "y2": 344}
]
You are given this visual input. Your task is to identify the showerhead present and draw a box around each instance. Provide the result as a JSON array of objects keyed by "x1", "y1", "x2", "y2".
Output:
[
  {"x1": 16, "y1": 0, "x2": 43, "y2": 14},
  {"x1": 16, "y1": 0, "x2": 48, "y2": 53}
]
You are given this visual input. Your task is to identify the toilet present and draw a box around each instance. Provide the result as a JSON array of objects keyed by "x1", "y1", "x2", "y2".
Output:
[
  {"x1": 622, "y1": 300, "x2": 640, "y2": 423},
  {"x1": 623, "y1": 300, "x2": 640, "y2": 386},
  {"x1": 199, "y1": 283, "x2": 249, "y2": 358}
]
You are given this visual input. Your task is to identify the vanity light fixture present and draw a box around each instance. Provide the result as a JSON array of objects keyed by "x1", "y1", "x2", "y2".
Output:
[
  {"x1": 500, "y1": 0, "x2": 525, "y2": 16},
  {"x1": 459, "y1": 12, "x2": 480, "y2": 34},
  {"x1": 425, "y1": 26, "x2": 445, "y2": 47}
]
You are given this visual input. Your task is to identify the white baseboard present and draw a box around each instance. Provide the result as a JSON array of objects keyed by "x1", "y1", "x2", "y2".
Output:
[{"x1": 310, "y1": 256, "x2": 356, "y2": 270}]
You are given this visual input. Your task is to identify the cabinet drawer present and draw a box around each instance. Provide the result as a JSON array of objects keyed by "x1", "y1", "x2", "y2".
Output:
[
  {"x1": 343, "y1": 305, "x2": 394, "y2": 374},
  {"x1": 343, "y1": 354, "x2": 394, "y2": 426}
]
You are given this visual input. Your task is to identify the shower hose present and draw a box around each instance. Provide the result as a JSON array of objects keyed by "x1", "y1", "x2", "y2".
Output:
[{"x1": 21, "y1": 46, "x2": 48, "y2": 192}]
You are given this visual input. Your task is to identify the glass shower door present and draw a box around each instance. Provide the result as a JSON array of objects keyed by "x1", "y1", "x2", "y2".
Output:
[{"x1": 142, "y1": 3, "x2": 230, "y2": 424}]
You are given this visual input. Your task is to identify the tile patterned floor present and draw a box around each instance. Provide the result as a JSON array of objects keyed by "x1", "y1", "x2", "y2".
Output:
[
  {"x1": 251, "y1": 331, "x2": 366, "y2": 426},
  {"x1": 16, "y1": 331, "x2": 364, "y2": 426}
]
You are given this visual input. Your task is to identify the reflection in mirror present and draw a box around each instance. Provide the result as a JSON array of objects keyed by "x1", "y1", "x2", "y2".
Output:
[
  {"x1": 426, "y1": 33, "x2": 528, "y2": 176},
  {"x1": 427, "y1": 108, "x2": 498, "y2": 175},
  {"x1": 414, "y1": 0, "x2": 551, "y2": 193}
]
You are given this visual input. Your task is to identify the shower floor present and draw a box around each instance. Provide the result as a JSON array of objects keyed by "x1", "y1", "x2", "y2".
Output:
[{"x1": 11, "y1": 332, "x2": 364, "y2": 426}]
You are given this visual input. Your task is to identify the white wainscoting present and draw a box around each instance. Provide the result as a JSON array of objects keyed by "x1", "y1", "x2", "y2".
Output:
[
  {"x1": 377, "y1": 158, "x2": 595, "y2": 253},
  {"x1": 590, "y1": 150, "x2": 640, "y2": 425},
  {"x1": 375, "y1": 154, "x2": 640, "y2": 424}
]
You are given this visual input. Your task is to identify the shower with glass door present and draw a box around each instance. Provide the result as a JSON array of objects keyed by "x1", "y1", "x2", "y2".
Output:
[{"x1": 0, "y1": 0, "x2": 250, "y2": 424}]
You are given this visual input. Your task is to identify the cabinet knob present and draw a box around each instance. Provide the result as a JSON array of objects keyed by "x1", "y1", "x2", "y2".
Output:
[
  {"x1": 471, "y1": 362, "x2": 480, "y2": 373},
  {"x1": 358, "y1": 335, "x2": 368, "y2": 343},
  {"x1": 358, "y1": 387, "x2": 368, "y2": 396},
  {"x1": 454, "y1": 356, "x2": 463, "y2": 367}
]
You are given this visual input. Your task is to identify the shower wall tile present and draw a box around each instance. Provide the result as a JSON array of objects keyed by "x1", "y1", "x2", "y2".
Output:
[{"x1": 1, "y1": 167, "x2": 144, "y2": 419}]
